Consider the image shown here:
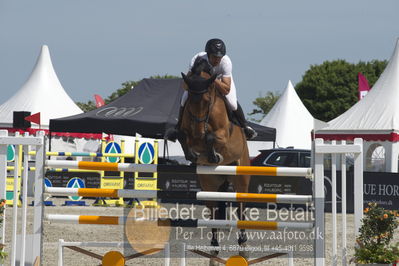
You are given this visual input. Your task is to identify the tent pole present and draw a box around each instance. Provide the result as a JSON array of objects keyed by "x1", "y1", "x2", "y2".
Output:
[
  {"x1": 163, "y1": 140, "x2": 169, "y2": 159},
  {"x1": 49, "y1": 130, "x2": 52, "y2": 152}
]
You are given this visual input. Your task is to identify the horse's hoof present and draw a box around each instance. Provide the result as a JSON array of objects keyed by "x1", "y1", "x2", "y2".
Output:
[
  {"x1": 209, "y1": 259, "x2": 220, "y2": 266},
  {"x1": 238, "y1": 243, "x2": 249, "y2": 261},
  {"x1": 215, "y1": 153, "x2": 223, "y2": 164},
  {"x1": 209, "y1": 250, "x2": 220, "y2": 266},
  {"x1": 208, "y1": 153, "x2": 224, "y2": 164}
]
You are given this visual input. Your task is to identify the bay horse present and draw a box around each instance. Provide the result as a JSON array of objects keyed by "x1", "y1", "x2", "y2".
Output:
[{"x1": 178, "y1": 58, "x2": 251, "y2": 265}]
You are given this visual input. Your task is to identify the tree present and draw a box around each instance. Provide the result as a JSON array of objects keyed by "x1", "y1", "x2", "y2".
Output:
[
  {"x1": 248, "y1": 91, "x2": 280, "y2": 122},
  {"x1": 296, "y1": 59, "x2": 387, "y2": 121},
  {"x1": 248, "y1": 59, "x2": 387, "y2": 122},
  {"x1": 77, "y1": 74, "x2": 179, "y2": 112}
]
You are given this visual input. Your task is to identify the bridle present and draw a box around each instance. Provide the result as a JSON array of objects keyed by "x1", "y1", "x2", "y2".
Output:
[{"x1": 187, "y1": 84, "x2": 216, "y2": 135}]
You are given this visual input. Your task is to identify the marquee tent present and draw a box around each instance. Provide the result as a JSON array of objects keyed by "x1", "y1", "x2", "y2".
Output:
[
  {"x1": 316, "y1": 38, "x2": 399, "y2": 172},
  {"x1": 260, "y1": 80, "x2": 325, "y2": 149},
  {"x1": 0, "y1": 45, "x2": 83, "y2": 129},
  {"x1": 0, "y1": 45, "x2": 101, "y2": 153}
]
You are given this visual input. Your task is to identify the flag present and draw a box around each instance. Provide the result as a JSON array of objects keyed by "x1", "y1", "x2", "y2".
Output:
[
  {"x1": 94, "y1": 94, "x2": 105, "y2": 108},
  {"x1": 24, "y1": 112, "x2": 40, "y2": 125},
  {"x1": 358, "y1": 73, "x2": 371, "y2": 100}
]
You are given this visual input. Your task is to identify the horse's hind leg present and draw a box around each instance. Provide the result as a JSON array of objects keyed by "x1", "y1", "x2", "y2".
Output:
[
  {"x1": 199, "y1": 176, "x2": 228, "y2": 266},
  {"x1": 231, "y1": 174, "x2": 251, "y2": 260},
  {"x1": 237, "y1": 202, "x2": 249, "y2": 259},
  {"x1": 206, "y1": 201, "x2": 223, "y2": 266}
]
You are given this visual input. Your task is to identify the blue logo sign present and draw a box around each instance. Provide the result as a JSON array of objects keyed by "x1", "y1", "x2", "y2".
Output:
[
  {"x1": 67, "y1": 177, "x2": 85, "y2": 201},
  {"x1": 138, "y1": 142, "x2": 155, "y2": 164},
  {"x1": 105, "y1": 141, "x2": 122, "y2": 163},
  {"x1": 7, "y1": 145, "x2": 15, "y2": 162},
  {"x1": 44, "y1": 178, "x2": 52, "y2": 187}
]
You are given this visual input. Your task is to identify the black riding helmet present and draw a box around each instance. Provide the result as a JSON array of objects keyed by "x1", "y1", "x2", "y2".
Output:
[{"x1": 205, "y1": 38, "x2": 226, "y2": 57}]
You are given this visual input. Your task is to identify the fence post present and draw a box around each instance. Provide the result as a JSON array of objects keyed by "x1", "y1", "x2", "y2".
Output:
[
  {"x1": 353, "y1": 138, "x2": 363, "y2": 235},
  {"x1": 32, "y1": 131, "x2": 45, "y2": 264},
  {"x1": 314, "y1": 138, "x2": 325, "y2": 266},
  {"x1": 341, "y1": 140, "x2": 347, "y2": 266},
  {"x1": 0, "y1": 130, "x2": 7, "y2": 266}
]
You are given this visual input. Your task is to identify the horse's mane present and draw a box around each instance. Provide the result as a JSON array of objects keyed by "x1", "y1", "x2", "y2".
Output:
[{"x1": 191, "y1": 58, "x2": 212, "y2": 76}]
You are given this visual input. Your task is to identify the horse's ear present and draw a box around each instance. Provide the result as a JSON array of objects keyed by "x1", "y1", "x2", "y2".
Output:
[
  {"x1": 208, "y1": 74, "x2": 217, "y2": 85},
  {"x1": 181, "y1": 72, "x2": 190, "y2": 85}
]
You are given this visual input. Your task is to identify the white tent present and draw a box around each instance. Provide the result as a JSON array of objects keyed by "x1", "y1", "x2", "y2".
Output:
[
  {"x1": 0, "y1": 45, "x2": 83, "y2": 128},
  {"x1": 260, "y1": 80, "x2": 321, "y2": 149},
  {"x1": 316, "y1": 38, "x2": 399, "y2": 172}
]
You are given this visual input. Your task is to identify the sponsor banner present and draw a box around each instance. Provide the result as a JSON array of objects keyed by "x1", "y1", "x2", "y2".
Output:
[
  {"x1": 324, "y1": 171, "x2": 399, "y2": 212},
  {"x1": 45, "y1": 171, "x2": 101, "y2": 188}
]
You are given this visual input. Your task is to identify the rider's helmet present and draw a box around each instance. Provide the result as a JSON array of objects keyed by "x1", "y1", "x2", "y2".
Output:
[{"x1": 205, "y1": 38, "x2": 226, "y2": 57}]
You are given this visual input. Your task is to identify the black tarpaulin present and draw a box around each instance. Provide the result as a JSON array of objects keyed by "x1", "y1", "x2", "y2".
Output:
[
  {"x1": 50, "y1": 78, "x2": 275, "y2": 141},
  {"x1": 50, "y1": 78, "x2": 184, "y2": 138}
]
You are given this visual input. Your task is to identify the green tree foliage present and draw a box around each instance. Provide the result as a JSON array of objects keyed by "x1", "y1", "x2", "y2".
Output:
[
  {"x1": 77, "y1": 74, "x2": 178, "y2": 112},
  {"x1": 76, "y1": 101, "x2": 96, "y2": 113},
  {"x1": 296, "y1": 59, "x2": 387, "y2": 121},
  {"x1": 248, "y1": 59, "x2": 387, "y2": 122},
  {"x1": 248, "y1": 91, "x2": 280, "y2": 122}
]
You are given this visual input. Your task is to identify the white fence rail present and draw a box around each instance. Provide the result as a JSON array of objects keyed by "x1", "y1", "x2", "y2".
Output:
[{"x1": 0, "y1": 130, "x2": 364, "y2": 266}]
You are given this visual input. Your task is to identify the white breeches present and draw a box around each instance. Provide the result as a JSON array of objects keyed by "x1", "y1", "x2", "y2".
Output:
[{"x1": 180, "y1": 76, "x2": 238, "y2": 111}]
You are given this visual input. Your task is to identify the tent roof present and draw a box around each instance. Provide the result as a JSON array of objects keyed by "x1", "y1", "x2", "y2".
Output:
[
  {"x1": 316, "y1": 38, "x2": 399, "y2": 141},
  {"x1": 50, "y1": 78, "x2": 186, "y2": 138},
  {"x1": 260, "y1": 80, "x2": 316, "y2": 149},
  {"x1": 0, "y1": 45, "x2": 82, "y2": 128},
  {"x1": 50, "y1": 78, "x2": 276, "y2": 141}
]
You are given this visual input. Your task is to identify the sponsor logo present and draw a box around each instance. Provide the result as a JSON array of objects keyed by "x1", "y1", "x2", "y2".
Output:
[{"x1": 96, "y1": 107, "x2": 143, "y2": 117}]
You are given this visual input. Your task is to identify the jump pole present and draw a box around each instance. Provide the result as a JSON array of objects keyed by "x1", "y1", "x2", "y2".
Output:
[
  {"x1": 7, "y1": 166, "x2": 103, "y2": 173},
  {"x1": 158, "y1": 218, "x2": 314, "y2": 230},
  {"x1": 29, "y1": 151, "x2": 135, "y2": 158},
  {"x1": 46, "y1": 160, "x2": 312, "y2": 177},
  {"x1": 46, "y1": 214, "x2": 130, "y2": 225},
  {"x1": 45, "y1": 187, "x2": 313, "y2": 204},
  {"x1": 46, "y1": 214, "x2": 313, "y2": 230}
]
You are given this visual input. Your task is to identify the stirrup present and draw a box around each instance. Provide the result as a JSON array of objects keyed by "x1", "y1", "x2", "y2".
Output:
[
  {"x1": 244, "y1": 126, "x2": 257, "y2": 140},
  {"x1": 164, "y1": 127, "x2": 179, "y2": 142}
]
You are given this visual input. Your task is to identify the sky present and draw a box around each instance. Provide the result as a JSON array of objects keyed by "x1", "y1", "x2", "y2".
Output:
[{"x1": 1, "y1": 1, "x2": 399, "y2": 120}]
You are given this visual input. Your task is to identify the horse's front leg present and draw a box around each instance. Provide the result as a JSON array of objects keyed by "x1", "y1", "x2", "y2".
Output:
[
  {"x1": 177, "y1": 131, "x2": 199, "y2": 162},
  {"x1": 237, "y1": 202, "x2": 249, "y2": 259},
  {"x1": 207, "y1": 202, "x2": 225, "y2": 266},
  {"x1": 233, "y1": 176, "x2": 251, "y2": 260},
  {"x1": 205, "y1": 132, "x2": 223, "y2": 164}
]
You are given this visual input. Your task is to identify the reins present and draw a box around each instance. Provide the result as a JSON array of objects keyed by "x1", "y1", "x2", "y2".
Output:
[{"x1": 187, "y1": 83, "x2": 216, "y2": 135}]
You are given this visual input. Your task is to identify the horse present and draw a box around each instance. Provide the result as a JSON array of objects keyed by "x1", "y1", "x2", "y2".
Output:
[{"x1": 178, "y1": 58, "x2": 251, "y2": 265}]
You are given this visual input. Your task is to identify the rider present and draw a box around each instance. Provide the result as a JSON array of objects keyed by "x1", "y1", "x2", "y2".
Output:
[{"x1": 167, "y1": 38, "x2": 257, "y2": 141}]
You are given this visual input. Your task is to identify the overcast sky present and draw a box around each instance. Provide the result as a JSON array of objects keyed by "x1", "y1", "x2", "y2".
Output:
[{"x1": 1, "y1": 1, "x2": 399, "y2": 118}]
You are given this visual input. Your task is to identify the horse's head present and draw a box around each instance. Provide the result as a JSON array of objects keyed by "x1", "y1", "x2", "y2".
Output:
[
  {"x1": 180, "y1": 58, "x2": 217, "y2": 144},
  {"x1": 181, "y1": 72, "x2": 217, "y2": 98},
  {"x1": 181, "y1": 58, "x2": 217, "y2": 102}
]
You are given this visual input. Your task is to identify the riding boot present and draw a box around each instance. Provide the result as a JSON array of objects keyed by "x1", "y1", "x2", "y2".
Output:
[
  {"x1": 164, "y1": 106, "x2": 184, "y2": 142},
  {"x1": 233, "y1": 103, "x2": 257, "y2": 140}
]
